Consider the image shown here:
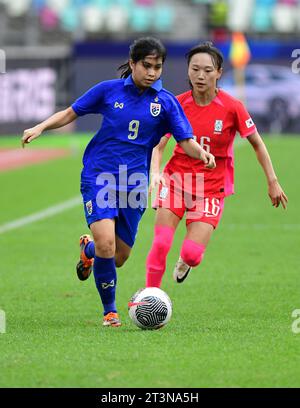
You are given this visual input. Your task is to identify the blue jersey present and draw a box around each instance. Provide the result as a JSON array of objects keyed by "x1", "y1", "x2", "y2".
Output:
[{"x1": 72, "y1": 75, "x2": 193, "y2": 188}]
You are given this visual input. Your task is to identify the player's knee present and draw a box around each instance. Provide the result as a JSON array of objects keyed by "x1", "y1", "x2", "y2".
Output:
[
  {"x1": 180, "y1": 239, "x2": 206, "y2": 267},
  {"x1": 94, "y1": 238, "x2": 115, "y2": 258}
]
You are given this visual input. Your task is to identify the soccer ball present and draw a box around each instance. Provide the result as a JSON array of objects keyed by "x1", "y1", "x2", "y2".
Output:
[{"x1": 128, "y1": 287, "x2": 172, "y2": 330}]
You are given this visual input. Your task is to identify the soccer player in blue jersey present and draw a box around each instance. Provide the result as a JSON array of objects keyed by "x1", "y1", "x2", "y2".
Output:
[{"x1": 22, "y1": 37, "x2": 216, "y2": 327}]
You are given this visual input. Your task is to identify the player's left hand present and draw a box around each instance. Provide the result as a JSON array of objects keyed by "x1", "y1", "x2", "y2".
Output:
[
  {"x1": 268, "y1": 180, "x2": 288, "y2": 209},
  {"x1": 149, "y1": 172, "x2": 166, "y2": 194},
  {"x1": 200, "y1": 150, "x2": 216, "y2": 169},
  {"x1": 21, "y1": 125, "x2": 43, "y2": 147}
]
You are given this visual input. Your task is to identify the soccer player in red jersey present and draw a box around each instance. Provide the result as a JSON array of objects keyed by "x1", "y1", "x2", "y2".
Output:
[{"x1": 145, "y1": 42, "x2": 288, "y2": 287}]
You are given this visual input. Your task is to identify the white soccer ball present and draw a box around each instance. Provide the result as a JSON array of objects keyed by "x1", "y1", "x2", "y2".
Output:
[{"x1": 128, "y1": 287, "x2": 172, "y2": 330}]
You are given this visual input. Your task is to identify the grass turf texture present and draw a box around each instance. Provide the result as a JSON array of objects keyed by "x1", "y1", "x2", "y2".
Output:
[{"x1": 0, "y1": 134, "x2": 299, "y2": 387}]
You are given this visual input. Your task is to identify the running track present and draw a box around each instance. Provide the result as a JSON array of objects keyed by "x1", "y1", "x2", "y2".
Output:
[{"x1": 0, "y1": 148, "x2": 70, "y2": 172}]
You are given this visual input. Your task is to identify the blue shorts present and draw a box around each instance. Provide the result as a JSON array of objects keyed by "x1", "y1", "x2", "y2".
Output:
[{"x1": 81, "y1": 182, "x2": 146, "y2": 248}]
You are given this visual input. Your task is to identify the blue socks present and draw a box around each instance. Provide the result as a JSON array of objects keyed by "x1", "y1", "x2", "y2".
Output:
[
  {"x1": 84, "y1": 242, "x2": 117, "y2": 315},
  {"x1": 93, "y1": 256, "x2": 117, "y2": 315}
]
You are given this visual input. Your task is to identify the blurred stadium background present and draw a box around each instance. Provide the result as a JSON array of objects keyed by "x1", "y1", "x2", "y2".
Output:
[
  {"x1": 1, "y1": 0, "x2": 300, "y2": 135},
  {"x1": 1, "y1": 0, "x2": 300, "y2": 389}
]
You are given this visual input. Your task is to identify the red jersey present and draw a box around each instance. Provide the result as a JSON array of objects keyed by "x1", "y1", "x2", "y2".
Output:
[{"x1": 165, "y1": 89, "x2": 256, "y2": 197}]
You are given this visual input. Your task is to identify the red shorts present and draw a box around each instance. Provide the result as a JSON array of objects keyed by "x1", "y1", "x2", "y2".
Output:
[{"x1": 153, "y1": 168, "x2": 225, "y2": 229}]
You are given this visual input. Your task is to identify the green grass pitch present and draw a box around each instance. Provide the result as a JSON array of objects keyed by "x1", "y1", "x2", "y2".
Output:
[{"x1": 0, "y1": 134, "x2": 299, "y2": 387}]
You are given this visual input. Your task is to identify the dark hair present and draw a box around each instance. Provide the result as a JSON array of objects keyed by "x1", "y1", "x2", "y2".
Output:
[
  {"x1": 186, "y1": 41, "x2": 223, "y2": 70},
  {"x1": 118, "y1": 37, "x2": 167, "y2": 78}
]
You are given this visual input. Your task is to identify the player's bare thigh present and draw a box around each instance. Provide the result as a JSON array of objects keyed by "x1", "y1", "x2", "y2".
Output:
[
  {"x1": 185, "y1": 221, "x2": 214, "y2": 246},
  {"x1": 90, "y1": 219, "x2": 116, "y2": 258},
  {"x1": 155, "y1": 208, "x2": 181, "y2": 229}
]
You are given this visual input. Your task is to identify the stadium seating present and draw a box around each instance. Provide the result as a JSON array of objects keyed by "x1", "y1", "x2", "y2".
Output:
[
  {"x1": 227, "y1": 0, "x2": 254, "y2": 32},
  {"x1": 39, "y1": 6, "x2": 59, "y2": 30},
  {"x1": 251, "y1": 0, "x2": 275, "y2": 32},
  {"x1": 31, "y1": 0, "x2": 47, "y2": 11},
  {"x1": 1, "y1": 0, "x2": 300, "y2": 44},
  {"x1": 82, "y1": 5, "x2": 106, "y2": 33},
  {"x1": 209, "y1": 1, "x2": 228, "y2": 28},
  {"x1": 106, "y1": 5, "x2": 129, "y2": 32},
  {"x1": 152, "y1": 5, "x2": 174, "y2": 32},
  {"x1": 5, "y1": 0, "x2": 32, "y2": 17},
  {"x1": 130, "y1": 5, "x2": 152, "y2": 32},
  {"x1": 273, "y1": 1, "x2": 297, "y2": 32},
  {"x1": 47, "y1": 0, "x2": 69, "y2": 14},
  {"x1": 61, "y1": 5, "x2": 79, "y2": 32}
]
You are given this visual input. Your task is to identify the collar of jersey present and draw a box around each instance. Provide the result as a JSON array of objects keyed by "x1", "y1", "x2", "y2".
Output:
[{"x1": 124, "y1": 75, "x2": 162, "y2": 92}]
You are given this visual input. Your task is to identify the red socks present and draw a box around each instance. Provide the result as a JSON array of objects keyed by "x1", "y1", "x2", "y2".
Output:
[
  {"x1": 146, "y1": 227, "x2": 206, "y2": 287},
  {"x1": 180, "y1": 239, "x2": 205, "y2": 267},
  {"x1": 146, "y1": 225, "x2": 175, "y2": 287}
]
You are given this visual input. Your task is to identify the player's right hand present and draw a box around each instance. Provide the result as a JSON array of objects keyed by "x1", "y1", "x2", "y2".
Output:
[
  {"x1": 22, "y1": 126, "x2": 43, "y2": 148},
  {"x1": 200, "y1": 150, "x2": 216, "y2": 169},
  {"x1": 149, "y1": 172, "x2": 166, "y2": 194}
]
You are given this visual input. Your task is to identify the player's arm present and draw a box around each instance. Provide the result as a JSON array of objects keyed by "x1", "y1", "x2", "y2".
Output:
[
  {"x1": 247, "y1": 130, "x2": 288, "y2": 209},
  {"x1": 179, "y1": 138, "x2": 216, "y2": 169},
  {"x1": 149, "y1": 135, "x2": 169, "y2": 192},
  {"x1": 22, "y1": 107, "x2": 78, "y2": 147}
]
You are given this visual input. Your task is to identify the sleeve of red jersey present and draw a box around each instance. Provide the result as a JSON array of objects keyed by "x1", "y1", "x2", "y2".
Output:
[{"x1": 235, "y1": 100, "x2": 257, "y2": 138}]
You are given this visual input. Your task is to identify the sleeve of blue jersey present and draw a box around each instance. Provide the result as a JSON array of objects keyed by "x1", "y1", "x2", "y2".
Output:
[
  {"x1": 164, "y1": 94, "x2": 193, "y2": 142},
  {"x1": 71, "y1": 82, "x2": 106, "y2": 116}
]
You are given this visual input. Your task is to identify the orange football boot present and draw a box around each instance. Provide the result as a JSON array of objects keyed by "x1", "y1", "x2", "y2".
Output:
[
  {"x1": 76, "y1": 234, "x2": 94, "y2": 281},
  {"x1": 103, "y1": 312, "x2": 121, "y2": 327}
]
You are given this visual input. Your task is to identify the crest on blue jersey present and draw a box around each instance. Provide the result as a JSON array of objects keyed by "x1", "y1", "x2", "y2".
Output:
[
  {"x1": 86, "y1": 200, "x2": 93, "y2": 215},
  {"x1": 150, "y1": 102, "x2": 161, "y2": 117}
]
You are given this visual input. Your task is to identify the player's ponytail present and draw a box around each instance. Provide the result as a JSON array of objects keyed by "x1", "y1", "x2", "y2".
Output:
[
  {"x1": 118, "y1": 37, "x2": 167, "y2": 79},
  {"x1": 118, "y1": 62, "x2": 132, "y2": 79}
]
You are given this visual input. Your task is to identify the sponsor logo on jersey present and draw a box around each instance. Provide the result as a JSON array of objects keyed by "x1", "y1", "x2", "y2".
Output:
[
  {"x1": 246, "y1": 118, "x2": 254, "y2": 128},
  {"x1": 214, "y1": 120, "x2": 223, "y2": 133},
  {"x1": 86, "y1": 200, "x2": 93, "y2": 215},
  {"x1": 114, "y1": 102, "x2": 124, "y2": 109},
  {"x1": 150, "y1": 102, "x2": 161, "y2": 117},
  {"x1": 159, "y1": 186, "x2": 169, "y2": 199}
]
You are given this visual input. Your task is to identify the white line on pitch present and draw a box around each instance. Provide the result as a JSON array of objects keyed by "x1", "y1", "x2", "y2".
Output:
[{"x1": 0, "y1": 196, "x2": 82, "y2": 235}]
